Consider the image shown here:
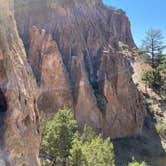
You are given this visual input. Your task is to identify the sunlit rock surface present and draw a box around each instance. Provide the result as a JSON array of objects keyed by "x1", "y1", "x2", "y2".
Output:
[
  {"x1": 0, "y1": 0, "x2": 40, "y2": 165},
  {"x1": 14, "y1": 0, "x2": 146, "y2": 138}
]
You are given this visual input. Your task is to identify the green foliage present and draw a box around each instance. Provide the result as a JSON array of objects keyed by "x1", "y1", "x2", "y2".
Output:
[
  {"x1": 141, "y1": 29, "x2": 166, "y2": 96},
  {"x1": 41, "y1": 111, "x2": 115, "y2": 166},
  {"x1": 95, "y1": 93, "x2": 107, "y2": 112},
  {"x1": 128, "y1": 157, "x2": 146, "y2": 166},
  {"x1": 92, "y1": 81, "x2": 107, "y2": 113},
  {"x1": 145, "y1": 99, "x2": 154, "y2": 112},
  {"x1": 155, "y1": 120, "x2": 166, "y2": 136},
  {"x1": 142, "y1": 29, "x2": 165, "y2": 68},
  {"x1": 158, "y1": 54, "x2": 166, "y2": 96},
  {"x1": 141, "y1": 69, "x2": 160, "y2": 88},
  {"x1": 40, "y1": 108, "x2": 78, "y2": 164},
  {"x1": 69, "y1": 133, "x2": 87, "y2": 166},
  {"x1": 81, "y1": 124, "x2": 96, "y2": 143},
  {"x1": 69, "y1": 126, "x2": 115, "y2": 166},
  {"x1": 40, "y1": 160, "x2": 51, "y2": 166},
  {"x1": 82, "y1": 136, "x2": 115, "y2": 166},
  {"x1": 141, "y1": 54, "x2": 166, "y2": 96}
]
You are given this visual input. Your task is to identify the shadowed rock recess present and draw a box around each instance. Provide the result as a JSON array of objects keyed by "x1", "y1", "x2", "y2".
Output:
[{"x1": 14, "y1": 0, "x2": 146, "y2": 138}]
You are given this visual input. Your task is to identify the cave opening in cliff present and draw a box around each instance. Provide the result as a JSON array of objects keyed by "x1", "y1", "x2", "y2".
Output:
[{"x1": 0, "y1": 89, "x2": 7, "y2": 127}]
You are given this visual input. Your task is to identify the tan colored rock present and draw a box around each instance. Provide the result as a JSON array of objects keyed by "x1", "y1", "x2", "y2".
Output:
[
  {"x1": 29, "y1": 26, "x2": 73, "y2": 113},
  {"x1": 0, "y1": 0, "x2": 40, "y2": 165},
  {"x1": 72, "y1": 55, "x2": 102, "y2": 131},
  {"x1": 14, "y1": 0, "x2": 146, "y2": 138},
  {"x1": 98, "y1": 48, "x2": 146, "y2": 138}
]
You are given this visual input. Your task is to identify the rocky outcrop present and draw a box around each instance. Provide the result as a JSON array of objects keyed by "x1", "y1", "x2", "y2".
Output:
[
  {"x1": 29, "y1": 26, "x2": 73, "y2": 113},
  {"x1": 14, "y1": 0, "x2": 146, "y2": 138},
  {"x1": 0, "y1": 0, "x2": 40, "y2": 165}
]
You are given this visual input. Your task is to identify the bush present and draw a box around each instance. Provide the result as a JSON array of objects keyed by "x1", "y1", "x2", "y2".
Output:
[
  {"x1": 81, "y1": 124, "x2": 96, "y2": 143},
  {"x1": 158, "y1": 56, "x2": 166, "y2": 96},
  {"x1": 40, "y1": 111, "x2": 115, "y2": 166},
  {"x1": 128, "y1": 157, "x2": 146, "y2": 166},
  {"x1": 142, "y1": 69, "x2": 161, "y2": 90},
  {"x1": 155, "y1": 120, "x2": 166, "y2": 136},
  {"x1": 141, "y1": 53, "x2": 166, "y2": 96},
  {"x1": 69, "y1": 126, "x2": 115, "y2": 166},
  {"x1": 40, "y1": 108, "x2": 78, "y2": 165},
  {"x1": 69, "y1": 133, "x2": 87, "y2": 166}
]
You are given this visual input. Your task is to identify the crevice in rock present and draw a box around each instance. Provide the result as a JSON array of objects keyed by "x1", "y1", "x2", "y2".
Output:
[
  {"x1": 23, "y1": 115, "x2": 31, "y2": 128},
  {"x1": 92, "y1": 80, "x2": 107, "y2": 113},
  {"x1": 0, "y1": 89, "x2": 7, "y2": 149},
  {"x1": 0, "y1": 89, "x2": 7, "y2": 126}
]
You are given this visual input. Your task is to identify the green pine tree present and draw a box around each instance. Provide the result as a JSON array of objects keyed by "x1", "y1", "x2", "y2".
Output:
[
  {"x1": 69, "y1": 126, "x2": 115, "y2": 166},
  {"x1": 40, "y1": 108, "x2": 78, "y2": 165}
]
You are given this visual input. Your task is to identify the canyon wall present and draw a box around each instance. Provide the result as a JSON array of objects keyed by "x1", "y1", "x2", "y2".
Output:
[
  {"x1": 14, "y1": 0, "x2": 146, "y2": 138},
  {"x1": 0, "y1": 0, "x2": 40, "y2": 165},
  {"x1": 0, "y1": 0, "x2": 147, "y2": 164}
]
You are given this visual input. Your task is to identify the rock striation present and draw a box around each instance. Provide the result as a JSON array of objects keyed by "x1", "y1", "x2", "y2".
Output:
[
  {"x1": 13, "y1": 0, "x2": 146, "y2": 138},
  {"x1": 0, "y1": 0, "x2": 40, "y2": 165}
]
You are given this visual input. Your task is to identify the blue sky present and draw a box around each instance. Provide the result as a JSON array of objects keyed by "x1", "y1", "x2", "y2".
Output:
[{"x1": 103, "y1": 0, "x2": 166, "y2": 48}]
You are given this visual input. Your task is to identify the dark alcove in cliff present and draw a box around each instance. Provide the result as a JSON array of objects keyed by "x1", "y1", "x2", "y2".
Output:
[
  {"x1": 0, "y1": 89, "x2": 7, "y2": 126},
  {"x1": 0, "y1": 89, "x2": 7, "y2": 148}
]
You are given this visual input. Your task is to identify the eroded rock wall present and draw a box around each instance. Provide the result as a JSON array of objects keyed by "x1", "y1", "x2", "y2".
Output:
[
  {"x1": 0, "y1": 0, "x2": 40, "y2": 165},
  {"x1": 14, "y1": 0, "x2": 146, "y2": 138}
]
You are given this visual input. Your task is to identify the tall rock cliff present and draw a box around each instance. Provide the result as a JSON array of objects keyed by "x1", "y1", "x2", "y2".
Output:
[
  {"x1": 14, "y1": 0, "x2": 146, "y2": 138},
  {"x1": 0, "y1": 0, "x2": 40, "y2": 165}
]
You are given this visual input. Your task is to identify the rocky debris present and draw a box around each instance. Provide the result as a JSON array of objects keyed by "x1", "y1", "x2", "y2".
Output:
[
  {"x1": 13, "y1": 0, "x2": 146, "y2": 138},
  {"x1": 0, "y1": 1, "x2": 40, "y2": 165}
]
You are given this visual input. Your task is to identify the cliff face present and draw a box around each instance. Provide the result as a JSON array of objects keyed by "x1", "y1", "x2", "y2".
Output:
[
  {"x1": 0, "y1": 0, "x2": 40, "y2": 165},
  {"x1": 13, "y1": 0, "x2": 146, "y2": 138}
]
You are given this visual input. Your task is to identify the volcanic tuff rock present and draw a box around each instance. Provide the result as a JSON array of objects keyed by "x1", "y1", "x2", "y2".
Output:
[
  {"x1": 13, "y1": 0, "x2": 146, "y2": 138},
  {"x1": 0, "y1": 0, "x2": 40, "y2": 165},
  {"x1": 29, "y1": 26, "x2": 73, "y2": 113}
]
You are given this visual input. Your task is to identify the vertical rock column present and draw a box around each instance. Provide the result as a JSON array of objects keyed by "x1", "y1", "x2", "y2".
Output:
[{"x1": 0, "y1": 0, "x2": 40, "y2": 165}]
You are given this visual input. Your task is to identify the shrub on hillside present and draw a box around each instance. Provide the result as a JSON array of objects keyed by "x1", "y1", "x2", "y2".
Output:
[{"x1": 128, "y1": 157, "x2": 146, "y2": 166}]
